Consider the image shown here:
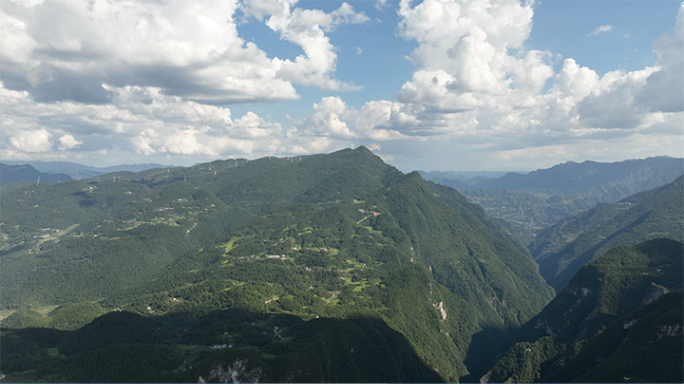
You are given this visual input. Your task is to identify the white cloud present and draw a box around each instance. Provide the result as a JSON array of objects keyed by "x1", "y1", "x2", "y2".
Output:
[
  {"x1": 636, "y1": 3, "x2": 684, "y2": 113},
  {"x1": 0, "y1": 81, "x2": 287, "y2": 162},
  {"x1": 160, "y1": 127, "x2": 214, "y2": 156},
  {"x1": 576, "y1": 67, "x2": 657, "y2": 129},
  {"x1": 242, "y1": 0, "x2": 369, "y2": 90},
  {"x1": 0, "y1": 0, "x2": 681, "y2": 170},
  {"x1": 551, "y1": 59, "x2": 600, "y2": 100},
  {"x1": 0, "y1": 0, "x2": 366, "y2": 105},
  {"x1": 322, "y1": 0, "x2": 684, "y2": 169},
  {"x1": 58, "y1": 133, "x2": 82, "y2": 150},
  {"x1": 296, "y1": 96, "x2": 354, "y2": 138},
  {"x1": 375, "y1": 0, "x2": 389, "y2": 10},
  {"x1": 395, "y1": 0, "x2": 553, "y2": 113},
  {"x1": 588, "y1": 25, "x2": 613, "y2": 37},
  {"x1": 10, "y1": 128, "x2": 52, "y2": 152}
]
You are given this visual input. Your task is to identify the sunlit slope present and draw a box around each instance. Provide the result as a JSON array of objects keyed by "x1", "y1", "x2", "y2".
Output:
[
  {"x1": 0, "y1": 147, "x2": 402, "y2": 308},
  {"x1": 484, "y1": 238, "x2": 683, "y2": 383},
  {"x1": 375, "y1": 173, "x2": 554, "y2": 328},
  {"x1": 101, "y1": 172, "x2": 553, "y2": 380}
]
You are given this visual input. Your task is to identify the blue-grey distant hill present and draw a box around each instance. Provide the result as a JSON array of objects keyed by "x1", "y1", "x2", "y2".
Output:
[
  {"x1": 479, "y1": 156, "x2": 683, "y2": 193},
  {"x1": 422, "y1": 156, "x2": 684, "y2": 237},
  {"x1": 0, "y1": 160, "x2": 173, "y2": 179},
  {"x1": 0, "y1": 163, "x2": 72, "y2": 185}
]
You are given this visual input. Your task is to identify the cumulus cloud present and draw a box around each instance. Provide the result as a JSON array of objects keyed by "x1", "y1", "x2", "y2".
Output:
[
  {"x1": 395, "y1": 0, "x2": 553, "y2": 112},
  {"x1": 293, "y1": 96, "x2": 415, "y2": 141},
  {"x1": 0, "y1": 0, "x2": 297, "y2": 104},
  {"x1": 240, "y1": 0, "x2": 368, "y2": 90},
  {"x1": 58, "y1": 133, "x2": 82, "y2": 150},
  {"x1": 0, "y1": 81, "x2": 287, "y2": 161},
  {"x1": 551, "y1": 59, "x2": 600, "y2": 100},
  {"x1": 588, "y1": 25, "x2": 613, "y2": 36},
  {"x1": 294, "y1": 96, "x2": 354, "y2": 138},
  {"x1": 10, "y1": 128, "x2": 52, "y2": 153},
  {"x1": 283, "y1": 0, "x2": 681, "y2": 170},
  {"x1": 0, "y1": 0, "x2": 366, "y2": 105},
  {"x1": 0, "y1": 0, "x2": 681, "y2": 170},
  {"x1": 636, "y1": 3, "x2": 684, "y2": 113}
]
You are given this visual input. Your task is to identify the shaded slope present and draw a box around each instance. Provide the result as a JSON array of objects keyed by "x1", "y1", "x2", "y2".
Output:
[
  {"x1": 377, "y1": 173, "x2": 553, "y2": 329},
  {"x1": 546, "y1": 291, "x2": 683, "y2": 383},
  {"x1": 1, "y1": 309, "x2": 445, "y2": 383},
  {"x1": 531, "y1": 175, "x2": 684, "y2": 291},
  {"x1": 484, "y1": 239, "x2": 683, "y2": 383}
]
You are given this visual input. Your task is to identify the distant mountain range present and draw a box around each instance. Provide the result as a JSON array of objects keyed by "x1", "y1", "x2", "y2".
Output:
[
  {"x1": 0, "y1": 160, "x2": 172, "y2": 179},
  {"x1": 0, "y1": 163, "x2": 72, "y2": 185},
  {"x1": 422, "y1": 156, "x2": 683, "y2": 192},
  {"x1": 478, "y1": 156, "x2": 682, "y2": 192},
  {"x1": 422, "y1": 156, "x2": 684, "y2": 237}
]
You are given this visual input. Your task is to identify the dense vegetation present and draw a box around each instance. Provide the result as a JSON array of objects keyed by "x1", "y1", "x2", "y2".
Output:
[
  {"x1": 484, "y1": 239, "x2": 683, "y2": 383},
  {"x1": 531, "y1": 175, "x2": 684, "y2": 291},
  {"x1": 0, "y1": 147, "x2": 556, "y2": 382},
  {"x1": 1, "y1": 309, "x2": 449, "y2": 383}
]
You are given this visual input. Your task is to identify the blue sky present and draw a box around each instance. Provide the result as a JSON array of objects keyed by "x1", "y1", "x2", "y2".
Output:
[{"x1": 1, "y1": 0, "x2": 682, "y2": 172}]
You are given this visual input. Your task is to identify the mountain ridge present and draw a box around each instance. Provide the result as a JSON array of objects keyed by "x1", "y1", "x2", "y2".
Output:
[
  {"x1": 0, "y1": 146, "x2": 553, "y2": 382},
  {"x1": 0, "y1": 163, "x2": 72, "y2": 185},
  {"x1": 421, "y1": 156, "x2": 684, "y2": 236}
]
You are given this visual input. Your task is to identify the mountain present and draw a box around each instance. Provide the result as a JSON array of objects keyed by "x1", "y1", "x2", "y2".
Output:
[
  {"x1": 421, "y1": 156, "x2": 684, "y2": 236},
  {"x1": 0, "y1": 160, "x2": 172, "y2": 179},
  {"x1": 545, "y1": 291, "x2": 683, "y2": 383},
  {"x1": 532, "y1": 175, "x2": 684, "y2": 291},
  {"x1": 0, "y1": 147, "x2": 554, "y2": 382},
  {"x1": 482, "y1": 156, "x2": 683, "y2": 192},
  {"x1": 483, "y1": 238, "x2": 683, "y2": 383},
  {"x1": 1, "y1": 310, "x2": 446, "y2": 383},
  {"x1": 418, "y1": 170, "x2": 509, "y2": 188},
  {"x1": 0, "y1": 163, "x2": 72, "y2": 185}
]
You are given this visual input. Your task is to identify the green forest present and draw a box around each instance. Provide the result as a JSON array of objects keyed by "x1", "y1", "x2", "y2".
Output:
[{"x1": 0, "y1": 147, "x2": 681, "y2": 383}]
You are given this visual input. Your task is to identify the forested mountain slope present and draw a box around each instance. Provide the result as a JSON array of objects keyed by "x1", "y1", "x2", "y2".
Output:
[
  {"x1": 546, "y1": 291, "x2": 683, "y2": 383},
  {"x1": 0, "y1": 147, "x2": 553, "y2": 382},
  {"x1": 0, "y1": 147, "x2": 403, "y2": 307},
  {"x1": 531, "y1": 175, "x2": 684, "y2": 291},
  {"x1": 484, "y1": 238, "x2": 683, "y2": 383}
]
